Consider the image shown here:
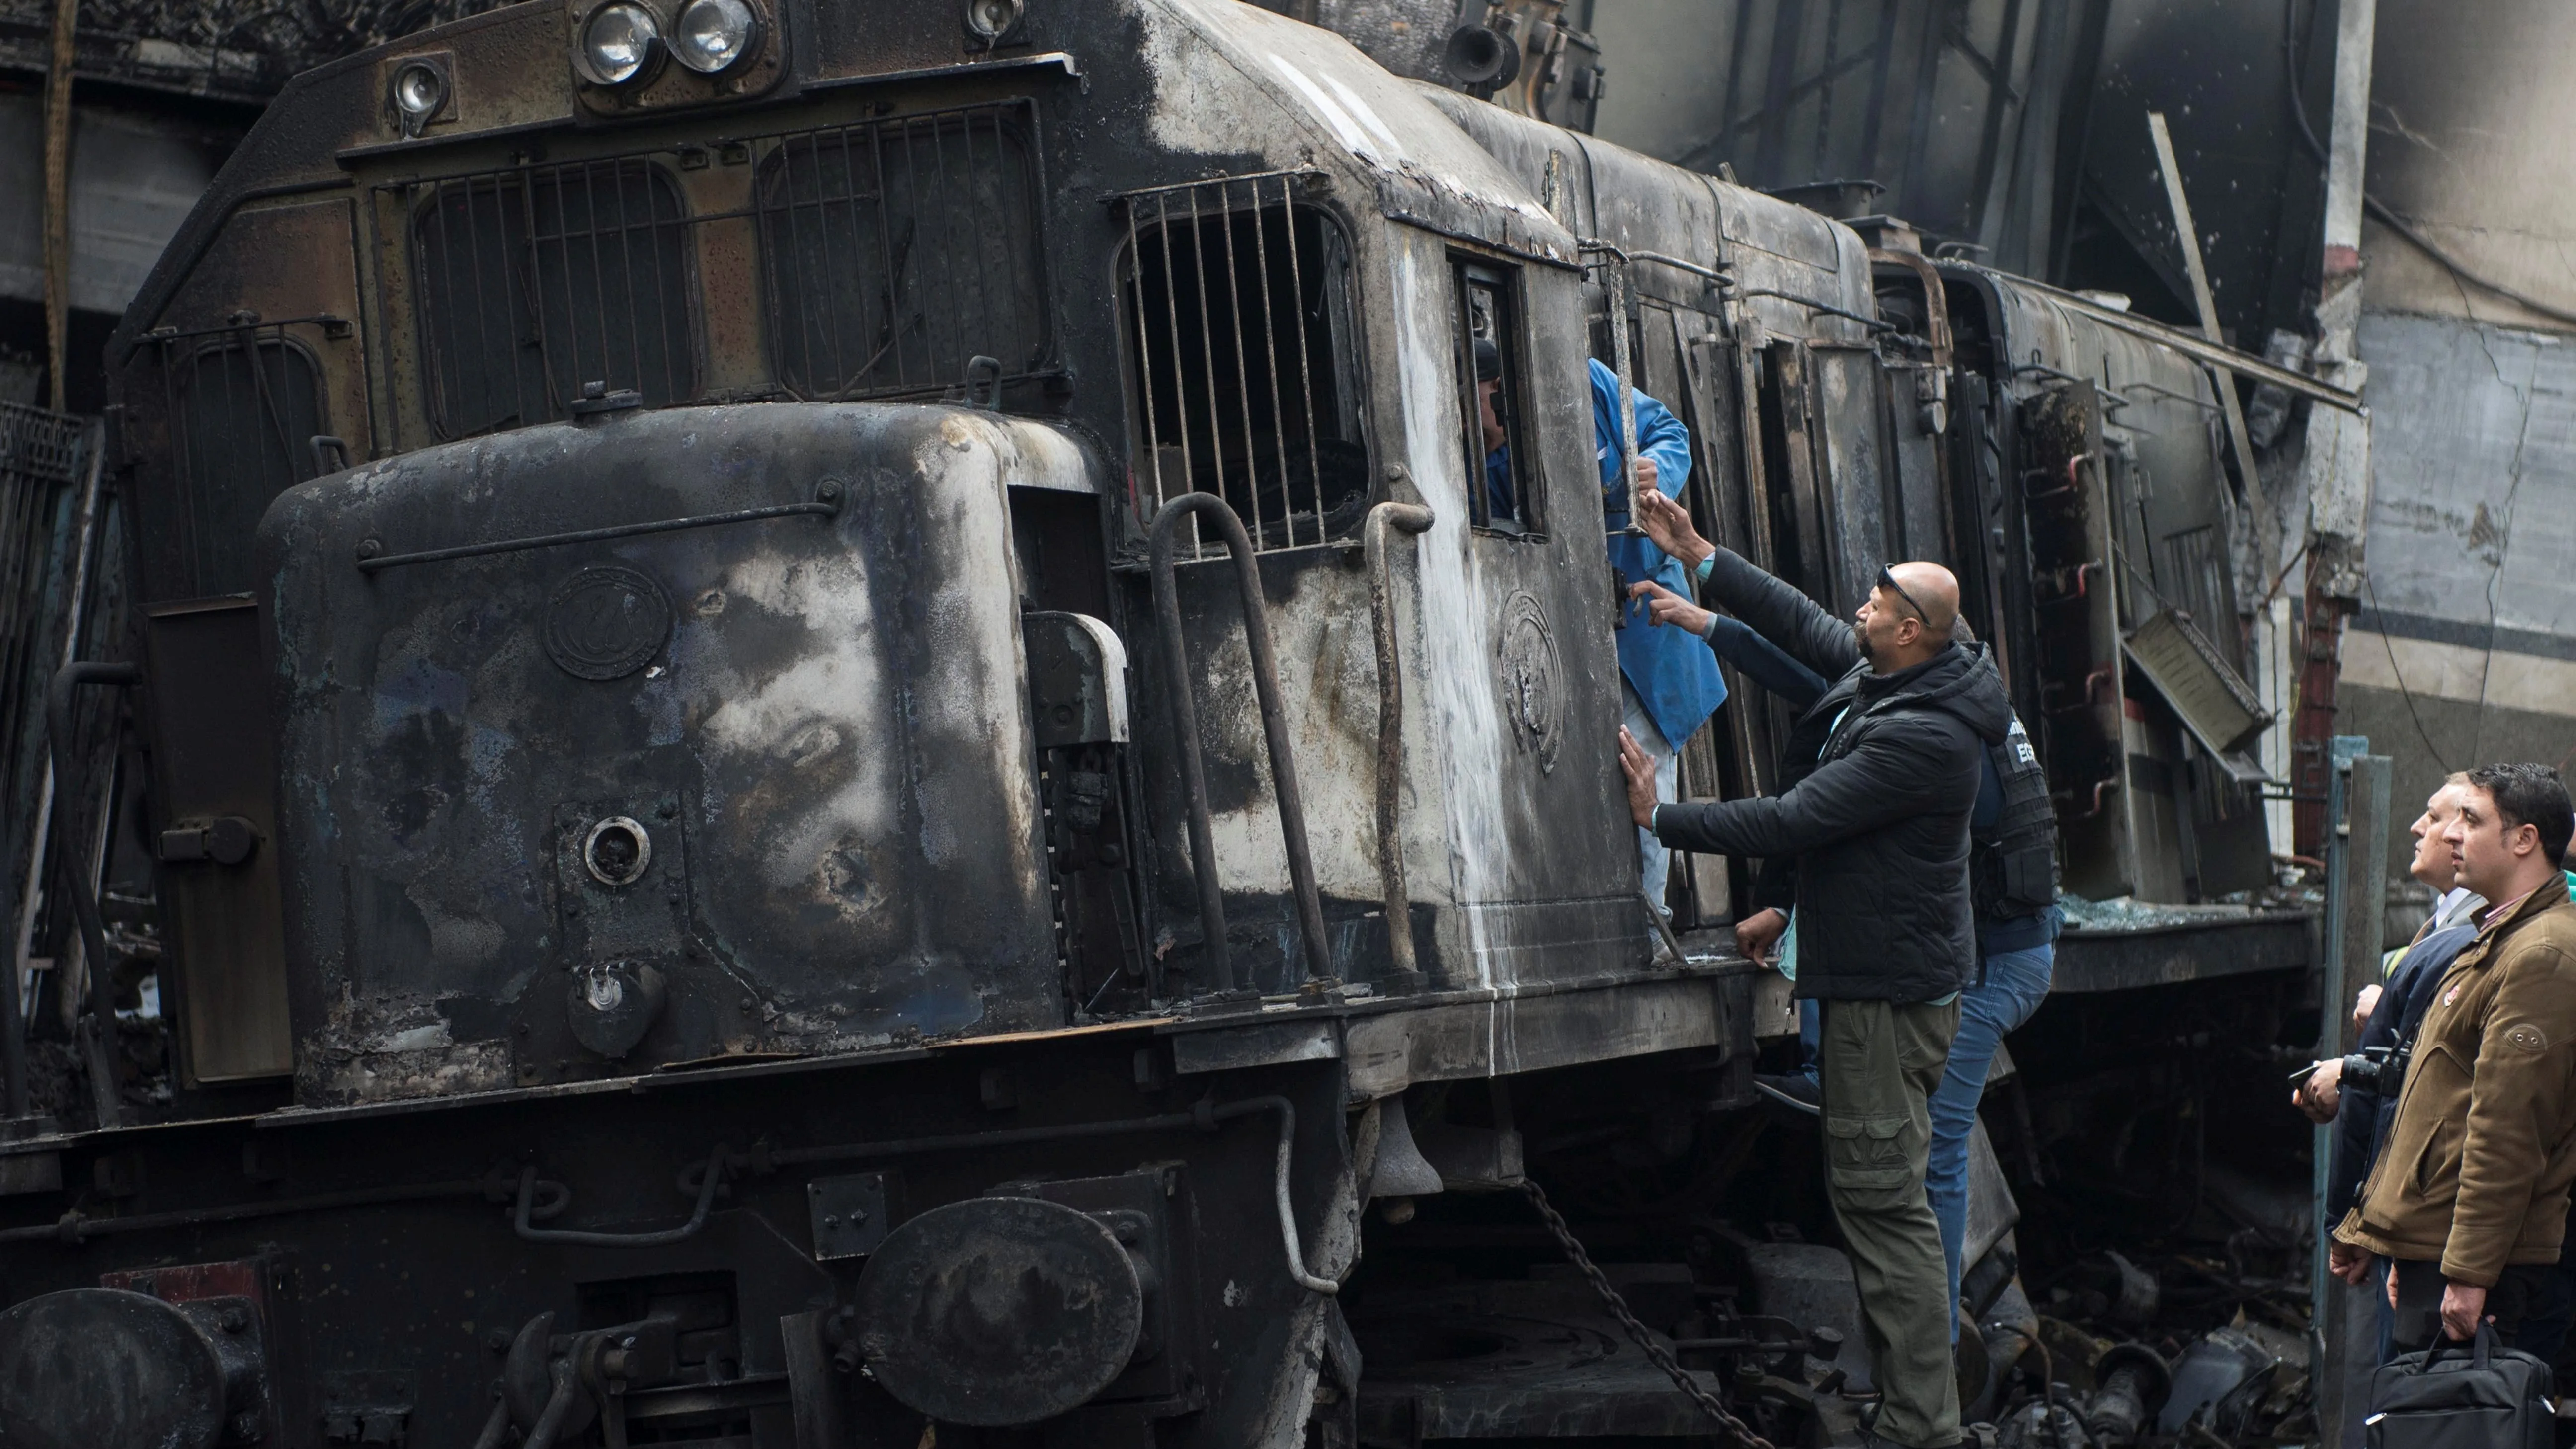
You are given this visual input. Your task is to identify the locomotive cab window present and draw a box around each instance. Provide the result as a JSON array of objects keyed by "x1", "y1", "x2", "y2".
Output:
[
  {"x1": 757, "y1": 101, "x2": 1052, "y2": 401},
  {"x1": 407, "y1": 159, "x2": 697, "y2": 439},
  {"x1": 1117, "y1": 179, "x2": 1366, "y2": 551},
  {"x1": 1453, "y1": 259, "x2": 1533, "y2": 534},
  {"x1": 162, "y1": 333, "x2": 328, "y2": 595}
]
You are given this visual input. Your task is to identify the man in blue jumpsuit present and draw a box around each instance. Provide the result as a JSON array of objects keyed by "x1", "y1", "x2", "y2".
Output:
[{"x1": 1567, "y1": 359, "x2": 1731, "y2": 907}]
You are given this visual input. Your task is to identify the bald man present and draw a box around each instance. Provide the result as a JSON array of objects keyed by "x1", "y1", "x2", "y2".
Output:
[{"x1": 1615, "y1": 488, "x2": 2010, "y2": 1449}]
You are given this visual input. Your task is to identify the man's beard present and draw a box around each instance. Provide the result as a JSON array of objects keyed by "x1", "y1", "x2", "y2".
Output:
[{"x1": 1851, "y1": 620, "x2": 1874, "y2": 663}]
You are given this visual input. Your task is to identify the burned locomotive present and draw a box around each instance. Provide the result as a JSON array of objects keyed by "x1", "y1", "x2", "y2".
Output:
[{"x1": 0, "y1": 0, "x2": 2343, "y2": 1445}]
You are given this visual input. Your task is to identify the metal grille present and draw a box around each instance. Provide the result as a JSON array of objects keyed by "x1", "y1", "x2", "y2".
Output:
[
  {"x1": 1118, "y1": 173, "x2": 1367, "y2": 554},
  {"x1": 0, "y1": 404, "x2": 101, "y2": 1022},
  {"x1": 2155, "y1": 524, "x2": 2238, "y2": 667},
  {"x1": 138, "y1": 321, "x2": 333, "y2": 597},
  {"x1": 405, "y1": 160, "x2": 697, "y2": 438},
  {"x1": 757, "y1": 101, "x2": 1051, "y2": 400}
]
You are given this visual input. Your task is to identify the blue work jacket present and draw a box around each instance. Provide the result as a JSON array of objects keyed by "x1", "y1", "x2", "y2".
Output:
[{"x1": 1593, "y1": 359, "x2": 1727, "y2": 749}]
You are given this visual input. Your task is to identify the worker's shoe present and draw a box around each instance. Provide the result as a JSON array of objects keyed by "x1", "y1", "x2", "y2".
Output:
[{"x1": 1753, "y1": 1072, "x2": 1821, "y2": 1114}]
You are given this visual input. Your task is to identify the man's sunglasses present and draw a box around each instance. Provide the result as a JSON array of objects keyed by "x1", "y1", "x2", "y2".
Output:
[{"x1": 1876, "y1": 567, "x2": 1930, "y2": 624}]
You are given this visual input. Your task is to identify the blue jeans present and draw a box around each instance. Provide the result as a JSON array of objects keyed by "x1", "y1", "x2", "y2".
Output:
[{"x1": 1927, "y1": 944, "x2": 2053, "y2": 1339}]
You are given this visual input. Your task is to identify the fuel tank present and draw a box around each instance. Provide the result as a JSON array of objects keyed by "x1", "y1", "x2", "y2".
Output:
[{"x1": 255, "y1": 401, "x2": 1088, "y2": 1105}]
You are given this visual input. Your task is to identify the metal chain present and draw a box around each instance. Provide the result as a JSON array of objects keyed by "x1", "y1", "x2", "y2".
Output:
[{"x1": 1521, "y1": 1177, "x2": 1780, "y2": 1449}]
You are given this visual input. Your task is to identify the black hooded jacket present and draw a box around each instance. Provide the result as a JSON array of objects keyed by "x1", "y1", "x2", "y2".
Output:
[{"x1": 1652, "y1": 546, "x2": 2013, "y2": 1002}]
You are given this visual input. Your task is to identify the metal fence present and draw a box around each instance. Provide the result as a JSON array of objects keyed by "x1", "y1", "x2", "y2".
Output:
[
  {"x1": 0, "y1": 403, "x2": 106, "y2": 1043},
  {"x1": 378, "y1": 98, "x2": 1053, "y2": 441},
  {"x1": 1115, "y1": 172, "x2": 1368, "y2": 555}
]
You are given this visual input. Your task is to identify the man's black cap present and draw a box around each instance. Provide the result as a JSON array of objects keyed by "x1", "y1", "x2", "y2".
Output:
[{"x1": 1472, "y1": 337, "x2": 1502, "y2": 382}]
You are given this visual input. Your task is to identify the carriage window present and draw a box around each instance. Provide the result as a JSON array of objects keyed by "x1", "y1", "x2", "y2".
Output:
[
  {"x1": 408, "y1": 160, "x2": 696, "y2": 439},
  {"x1": 169, "y1": 336, "x2": 326, "y2": 594},
  {"x1": 1118, "y1": 178, "x2": 1366, "y2": 552},
  {"x1": 757, "y1": 102, "x2": 1050, "y2": 401},
  {"x1": 1453, "y1": 259, "x2": 1532, "y2": 533}
]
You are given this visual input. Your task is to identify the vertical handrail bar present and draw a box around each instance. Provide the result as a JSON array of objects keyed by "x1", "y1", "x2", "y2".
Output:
[
  {"x1": 1365, "y1": 501, "x2": 1435, "y2": 988},
  {"x1": 1148, "y1": 493, "x2": 1332, "y2": 991}
]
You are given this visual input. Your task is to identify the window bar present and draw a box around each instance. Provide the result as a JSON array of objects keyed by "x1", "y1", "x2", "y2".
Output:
[
  {"x1": 430, "y1": 178, "x2": 473, "y2": 431},
  {"x1": 1210, "y1": 183, "x2": 1265, "y2": 547},
  {"x1": 826, "y1": 126, "x2": 864, "y2": 393},
  {"x1": 654, "y1": 151, "x2": 689, "y2": 405},
  {"x1": 809, "y1": 130, "x2": 851, "y2": 393},
  {"x1": 1150, "y1": 192, "x2": 1201, "y2": 556},
  {"x1": 963, "y1": 111, "x2": 1001, "y2": 374},
  {"x1": 921, "y1": 116, "x2": 972, "y2": 392},
  {"x1": 927, "y1": 116, "x2": 973, "y2": 389},
  {"x1": 1181, "y1": 185, "x2": 1232, "y2": 546},
  {"x1": 864, "y1": 118, "x2": 911, "y2": 394},
  {"x1": 751, "y1": 140, "x2": 797, "y2": 399},
  {"x1": 1241, "y1": 178, "x2": 1296, "y2": 546},
  {"x1": 156, "y1": 338, "x2": 202, "y2": 585},
  {"x1": 1276, "y1": 175, "x2": 1322, "y2": 539},
  {"x1": 234, "y1": 325, "x2": 294, "y2": 481},
  {"x1": 577, "y1": 164, "x2": 619, "y2": 398},
  {"x1": 1122, "y1": 197, "x2": 1167, "y2": 533},
  {"x1": 607, "y1": 158, "x2": 649, "y2": 402},
  {"x1": 467, "y1": 178, "x2": 512, "y2": 430},
  {"x1": 510, "y1": 167, "x2": 560, "y2": 424},
  {"x1": 773, "y1": 134, "x2": 818, "y2": 394}
]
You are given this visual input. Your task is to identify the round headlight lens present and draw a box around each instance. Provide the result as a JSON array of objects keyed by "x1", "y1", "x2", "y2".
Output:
[
  {"x1": 391, "y1": 60, "x2": 447, "y2": 120},
  {"x1": 578, "y1": 1, "x2": 661, "y2": 85},
  {"x1": 672, "y1": 0, "x2": 759, "y2": 73},
  {"x1": 964, "y1": 0, "x2": 1023, "y2": 42}
]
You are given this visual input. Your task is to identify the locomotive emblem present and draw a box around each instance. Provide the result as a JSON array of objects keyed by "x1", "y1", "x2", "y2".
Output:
[
  {"x1": 1497, "y1": 591, "x2": 1564, "y2": 772},
  {"x1": 543, "y1": 565, "x2": 672, "y2": 680}
]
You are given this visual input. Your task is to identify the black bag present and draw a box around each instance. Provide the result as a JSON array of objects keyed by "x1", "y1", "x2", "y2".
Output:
[{"x1": 2366, "y1": 1323, "x2": 2556, "y2": 1449}]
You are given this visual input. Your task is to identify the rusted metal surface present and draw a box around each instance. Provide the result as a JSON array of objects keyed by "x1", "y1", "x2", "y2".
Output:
[
  {"x1": 0, "y1": 3, "x2": 2335, "y2": 1446},
  {"x1": 259, "y1": 402, "x2": 1069, "y2": 1102}
]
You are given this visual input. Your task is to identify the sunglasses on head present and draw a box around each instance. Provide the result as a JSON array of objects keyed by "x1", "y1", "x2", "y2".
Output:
[{"x1": 1876, "y1": 567, "x2": 1929, "y2": 625}]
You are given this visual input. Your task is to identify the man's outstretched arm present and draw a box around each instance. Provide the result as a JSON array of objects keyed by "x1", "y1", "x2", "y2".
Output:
[{"x1": 1632, "y1": 488, "x2": 1860, "y2": 681}]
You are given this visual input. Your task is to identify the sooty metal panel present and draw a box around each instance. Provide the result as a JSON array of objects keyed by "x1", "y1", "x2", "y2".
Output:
[{"x1": 256, "y1": 403, "x2": 1071, "y2": 1103}]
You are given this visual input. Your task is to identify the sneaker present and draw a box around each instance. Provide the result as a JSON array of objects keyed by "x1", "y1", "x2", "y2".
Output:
[{"x1": 1754, "y1": 1073, "x2": 1821, "y2": 1114}]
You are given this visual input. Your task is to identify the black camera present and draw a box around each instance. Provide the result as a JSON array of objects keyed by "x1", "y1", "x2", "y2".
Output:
[{"x1": 2339, "y1": 1042, "x2": 2411, "y2": 1096}]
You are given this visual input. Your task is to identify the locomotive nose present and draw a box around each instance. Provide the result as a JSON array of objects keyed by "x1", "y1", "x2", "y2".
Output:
[{"x1": 254, "y1": 403, "x2": 1104, "y2": 1104}]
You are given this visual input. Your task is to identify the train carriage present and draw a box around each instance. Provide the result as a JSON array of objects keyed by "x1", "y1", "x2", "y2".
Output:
[{"x1": 0, "y1": 2, "x2": 2328, "y2": 1446}]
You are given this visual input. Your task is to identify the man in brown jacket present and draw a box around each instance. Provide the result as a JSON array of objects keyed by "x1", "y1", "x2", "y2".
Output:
[{"x1": 2334, "y1": 762, "x2": 2576, "y2": 1347}]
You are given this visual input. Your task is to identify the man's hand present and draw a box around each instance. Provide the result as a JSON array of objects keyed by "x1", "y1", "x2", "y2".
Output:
[
  {"x1": 2440, "y1": 1280, "x2": 2491, "y2": 1341},
  {"x1": 2354, "y1": 983, "x2": 2383, "y2": 1036},
  {"x1": 2329, "y1": 1240, "x2": 2373, "y2": 1286},
  {"x1": 1631, "y1": 487, "x2": 1712, "y2": 570},
  {"x1": 1617, "y1": 726, "x2": 1659, "y2": 829},
  {"x1": 1736, "y1": 908, "x2": 1787, "y2": 966},
  {"x1": 1632, "y1": 455, "x2": 1659, "y2": 494},
  {"x1": 2294, "y1": 1057, "x2": 2344, "y2": 1123},
  {"x1": 1628, "y1": 580, "x2": 1714, "y2": 635}
]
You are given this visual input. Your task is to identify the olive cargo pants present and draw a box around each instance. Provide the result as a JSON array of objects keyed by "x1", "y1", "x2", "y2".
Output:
[{"x1": 1819, "y1": 996, "x2": 1962, "y2": 1449}]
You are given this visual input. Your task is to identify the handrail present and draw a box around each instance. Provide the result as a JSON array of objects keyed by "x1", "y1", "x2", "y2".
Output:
[
  {"x1": 1147, "y1": 494, "x2": 1331, "y2": 992},
  {"x1": 356, "y1": 481, "x2": 845, "y2": 573},
  {"x1": 1365, "y1": 502, "x2": 1435, "y2": 989}
]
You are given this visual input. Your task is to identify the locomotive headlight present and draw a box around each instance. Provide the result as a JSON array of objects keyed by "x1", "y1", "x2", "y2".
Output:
[
  {"x1": 671, "y1": 0, "x2": 759, "y2": 73},
  {"x1": 964, "y1": 0, "x2": 1025, "y2": 44},
  {"x1": 390, "y1": 59, "x2": 448, "y2": 132},
  {"x1": 575, "y1": 0, "x2": 662, "y2": 86}
]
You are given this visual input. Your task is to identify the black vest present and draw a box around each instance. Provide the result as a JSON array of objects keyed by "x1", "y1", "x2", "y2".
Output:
[{"x1": 1975, "y1": 714, "x2": 2058, "y2": 919}]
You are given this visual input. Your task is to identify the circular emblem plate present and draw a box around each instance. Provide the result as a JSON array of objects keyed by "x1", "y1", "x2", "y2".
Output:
[
  {"x1": 545, "y1": 566, "x2": 671, "y2": 681},
  {"x1": 1498, "y1": 590, "x2": 1564, "y2": 772}
]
